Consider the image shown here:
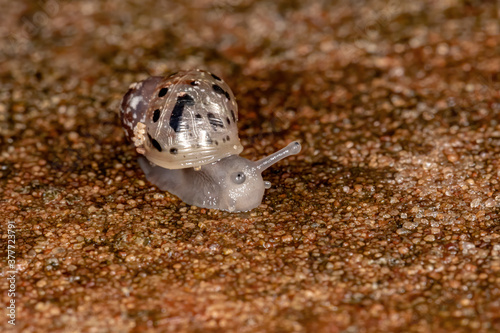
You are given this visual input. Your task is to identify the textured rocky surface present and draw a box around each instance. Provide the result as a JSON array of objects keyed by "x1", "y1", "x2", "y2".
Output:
[{"x1": 1, "y1": 0, "x2": 499, "y2": 332}]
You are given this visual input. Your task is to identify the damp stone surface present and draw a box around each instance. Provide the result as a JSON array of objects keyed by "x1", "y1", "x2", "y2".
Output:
[{"x1": 0, "y1": 1, "x2": 499, "y2": 332}]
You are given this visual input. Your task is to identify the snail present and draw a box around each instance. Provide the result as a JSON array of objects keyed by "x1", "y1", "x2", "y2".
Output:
[{"x1": 120, "y1": 69, "x2": 301, "y2": 212}]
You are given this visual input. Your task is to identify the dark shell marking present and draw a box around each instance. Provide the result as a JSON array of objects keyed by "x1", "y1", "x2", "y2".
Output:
[
  {"x1": 170, "y1": 94, "x2": 195, "y2": 132},
  {"x1": 158, "y1": 87, "x2": 168, "y2": 97},
  {"x1": 212, "y1": 84, "x2": 230, "y2": 100},
  {"x1": 207, "y1": 112, "x2": 225, "y2": 130},
  {"x1": 153, "y1": 109, "x2": 161, "y2": 122},
  {"x1": 210, "y1": 73, "x2": 222, "y2": 81},
  {"x1": 148, "y1": 133, "x2": 162, "y2": 152}
]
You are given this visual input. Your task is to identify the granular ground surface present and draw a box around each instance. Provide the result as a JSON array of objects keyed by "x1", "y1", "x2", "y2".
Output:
[{"x1": 1, "y1": 1, "x2": 499, "y2": 332}]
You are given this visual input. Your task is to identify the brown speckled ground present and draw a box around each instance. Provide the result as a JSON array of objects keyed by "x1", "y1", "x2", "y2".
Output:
[{"x1": 1, "y1": 0, "x2": 500, "y2": 332}]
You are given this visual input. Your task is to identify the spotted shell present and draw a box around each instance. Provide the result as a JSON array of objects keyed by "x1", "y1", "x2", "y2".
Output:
[{"x1": 120, "y1": 69, "x2": 244, "y2": 169}]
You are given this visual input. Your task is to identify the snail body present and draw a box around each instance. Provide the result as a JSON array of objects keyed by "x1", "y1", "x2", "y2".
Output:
[{"x1": 120, "y1": 69, "x2": 300, "y2": 212}]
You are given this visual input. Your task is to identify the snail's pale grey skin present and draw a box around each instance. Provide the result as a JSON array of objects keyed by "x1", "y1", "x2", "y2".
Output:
[
  {"x1": 120, "y1": 69, "x2": 301, "y2": 212},
  {"x1": 139, "y1": 141, "x2": 301, "y2": 212}
]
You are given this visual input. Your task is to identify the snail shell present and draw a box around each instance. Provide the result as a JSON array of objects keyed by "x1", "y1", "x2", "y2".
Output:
[{"x1": 120, "y1": 69, "x2": 243, "y2": 169}]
